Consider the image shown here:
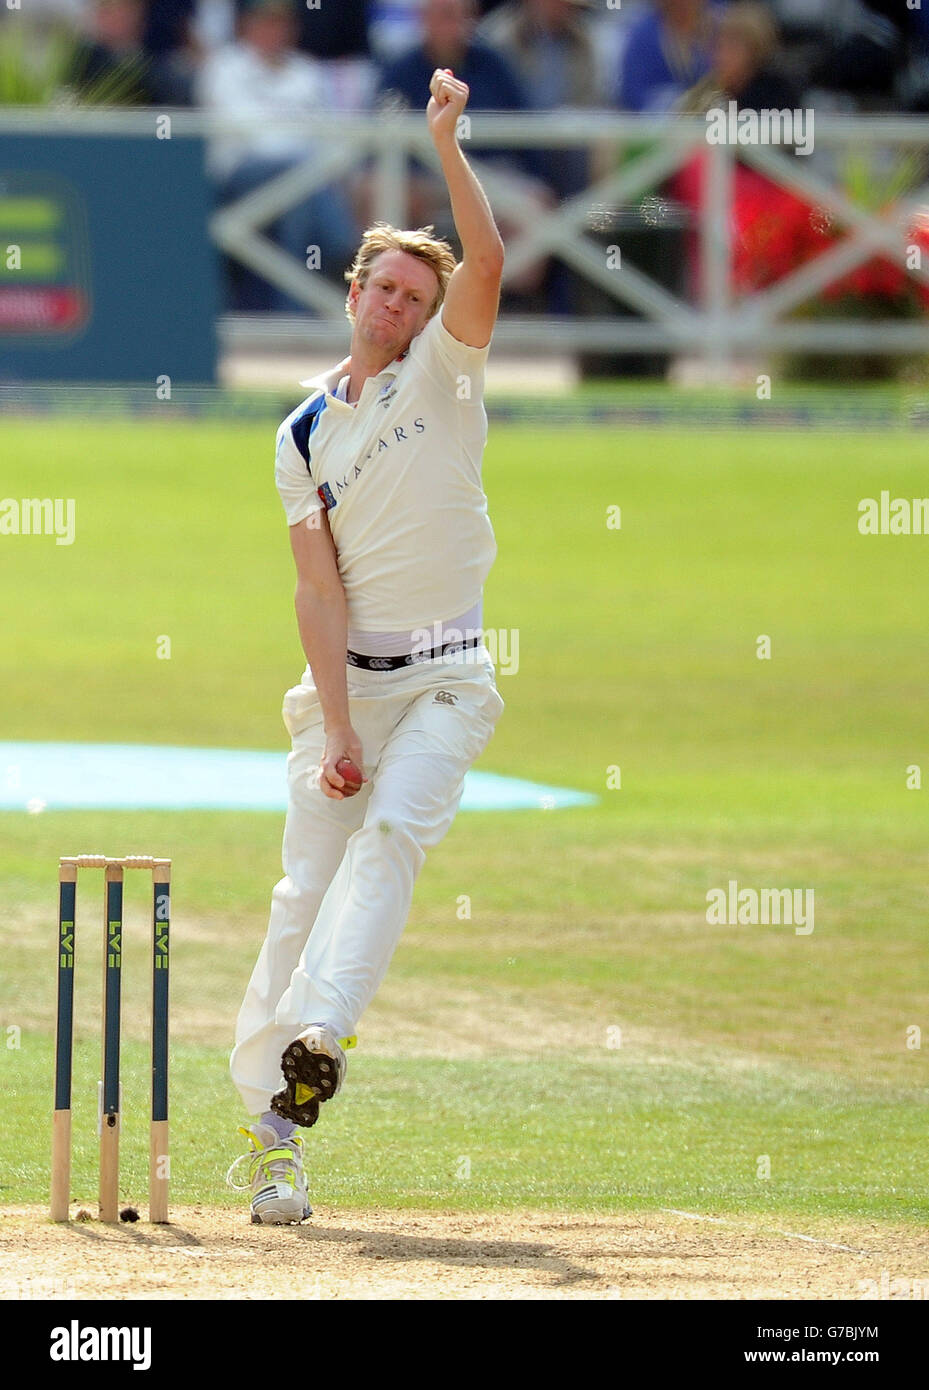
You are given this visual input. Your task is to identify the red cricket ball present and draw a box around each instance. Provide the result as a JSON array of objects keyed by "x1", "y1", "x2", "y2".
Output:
[{"x1": 335, "y1": 757, "x2": 364, "y2": 795}]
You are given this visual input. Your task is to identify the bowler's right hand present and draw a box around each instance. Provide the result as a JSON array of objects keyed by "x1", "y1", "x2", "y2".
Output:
[{"x1": 319, "y1": 726, "x2": 368, "y2": 799}]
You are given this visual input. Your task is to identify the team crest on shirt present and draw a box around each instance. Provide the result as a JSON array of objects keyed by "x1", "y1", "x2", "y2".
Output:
[{"x1": 317, "y1": 482, "x2": 337, "y2": 510}]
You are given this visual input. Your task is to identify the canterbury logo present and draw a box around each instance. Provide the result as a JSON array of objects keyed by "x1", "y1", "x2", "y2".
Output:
[{"x1": 433, "y1": 690, "x2": 459, "y2": 706}]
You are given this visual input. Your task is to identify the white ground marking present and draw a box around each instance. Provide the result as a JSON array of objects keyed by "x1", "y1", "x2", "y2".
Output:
[{"x1": 660, "y1": 1208, "x2": 873, "y2": 1256}]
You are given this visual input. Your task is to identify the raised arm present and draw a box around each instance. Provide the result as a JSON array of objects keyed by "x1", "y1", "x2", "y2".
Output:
[{"x1": 427, "y1": 68, "x2": 505, "y2": 350}]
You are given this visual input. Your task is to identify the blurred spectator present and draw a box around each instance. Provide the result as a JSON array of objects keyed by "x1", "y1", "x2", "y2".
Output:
[
  {"x1": 368, "y1": 0, "x2": 423, "y2": 60},
  {"x1": 672, "y1": 4, "x2": 805, "y2": 301},
  {"x1": 282, "y1": 0, "x2": 377, "y2": 109},
  {"x1": 143, "y1": 1, "x2": 376, "y2": 107},
  {"x1": 478, "y1": 0, "x2": 603, "y2": 111},
  {"x1": 476, "y1": 0, "x2": 603, "y2": 311},
  {"x1": 378, "y1": 0, "x2": 528, "y2": 124},
  {"x1": 764, "y1": 0, "x2": 844, "y2": 81},
  {"x1": 902, "y1": 1, "x2": 929, "y2": 112},
  {"x1": 616, "y1": 0, "x2": 716, "y2": 113},
  {"x1": 591, "y1": 0, "x2": 650, "y2": 105},
  {"x1": 366, "y1": 1, "x2": 537, "y2": 61},
  {"x1": 141, "y1": 0, "x2": 213, "y2": 104},
  {"x1": 67, "y1": 0, "x2": 173, "y2": 104},
  {"x1": 768, "y1": 0, "x2": 838, "y2": 41},
  {"x1": 191, "y1": 0, "x2": 237, "y2": 51},
  {"x1": 198, "y1": 0, "x2": 360, "y2": 309},
  {"x1": 289, "y1": 0, "x2": 370, "y2": 57},
  {"x1": 139, "y1": 2, "x2": 238, "y2": 67},
  {"x1": 809, "y1": 1, "x2": 920, "y2": 109},
  {"x1": 477, "y1": 0, "x2": 601, "y2": 203},
  {"x1": 679, "y1": 1, "x2": 802, "y2": 114},
  {"x1": 143, "y1": 0, "x2": 197, "y2": 57}
]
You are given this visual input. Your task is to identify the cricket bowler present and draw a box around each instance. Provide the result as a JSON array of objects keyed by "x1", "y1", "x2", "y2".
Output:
[{"x1": 226, "y1": 68, "x2": 506, "y2": 1222}]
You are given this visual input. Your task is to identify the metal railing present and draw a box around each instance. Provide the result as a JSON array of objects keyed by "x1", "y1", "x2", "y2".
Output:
[{"x1": 2, "y1": 107, "x2": 928, "y2": 363}]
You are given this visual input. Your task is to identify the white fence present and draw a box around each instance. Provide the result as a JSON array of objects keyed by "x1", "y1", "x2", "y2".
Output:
[{"x1": 2, "y1": 107, "x2": 928, "y2": 364}]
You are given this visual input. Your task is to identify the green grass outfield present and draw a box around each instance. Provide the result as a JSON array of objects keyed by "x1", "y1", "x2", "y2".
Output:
[{"x1": 0, "y1": 415, "x2": 927, "y2": 1223}]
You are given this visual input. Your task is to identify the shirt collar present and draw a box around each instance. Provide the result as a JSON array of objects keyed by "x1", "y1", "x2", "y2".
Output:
[{"x1": 299, "y1": 346, "x2": 409, "y2": 395}]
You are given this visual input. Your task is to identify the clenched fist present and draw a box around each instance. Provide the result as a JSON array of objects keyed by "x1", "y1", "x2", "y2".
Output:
[{"x1": 427, "y1": 67, "x2": 469, "y2": 145}]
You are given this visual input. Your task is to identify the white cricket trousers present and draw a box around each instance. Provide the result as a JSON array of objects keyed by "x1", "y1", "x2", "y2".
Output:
[{"x1": 230, "y1": 645, "x2": 504, "y2": 1116}]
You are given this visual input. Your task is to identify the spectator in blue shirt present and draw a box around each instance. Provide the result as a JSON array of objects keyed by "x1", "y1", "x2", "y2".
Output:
[
  {"x1": 377, "y1": 0, "x2": 529, "y2": 136},
  {"x1": 617, "y1": 0, "x2": 717, "y2": 112},
  {"x1": 374, "y1": 0, "x2": 538, "y2": 196}
]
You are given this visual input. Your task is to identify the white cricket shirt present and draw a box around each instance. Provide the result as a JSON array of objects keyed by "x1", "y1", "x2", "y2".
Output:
[{"x1": 275, "y1": 306, "x2": 497, "y2": 643}]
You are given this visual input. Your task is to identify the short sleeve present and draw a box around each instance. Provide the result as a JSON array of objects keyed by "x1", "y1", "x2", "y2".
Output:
[
  {"x1": 411, "y1": 308, "x2": 493, "y2": 395},
  {"x1": 275, "y1": 419, "x2": 324, "y2": 527}
]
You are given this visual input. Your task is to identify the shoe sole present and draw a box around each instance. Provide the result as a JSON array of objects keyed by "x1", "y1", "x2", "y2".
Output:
[
  {"x1": 270, "y1": 1039, "x2": 342, "y2": 1127},
  {"x1": 250, "y1": 1205, "x2": 312, "y2": 1225}
]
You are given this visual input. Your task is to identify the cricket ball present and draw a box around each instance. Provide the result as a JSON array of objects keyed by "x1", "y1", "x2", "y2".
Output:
[{"x1": 335, "y1": 757, "x2": 364, "y2": 795}]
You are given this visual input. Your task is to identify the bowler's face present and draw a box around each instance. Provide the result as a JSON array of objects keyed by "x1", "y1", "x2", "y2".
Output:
[{"x1": 350, "y1": 250, "x2": 439, "y2": 358}]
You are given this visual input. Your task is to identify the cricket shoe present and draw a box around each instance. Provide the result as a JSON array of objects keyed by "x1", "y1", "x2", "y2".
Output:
[
  {"x1": 270, "y1": 1025, "x2": 355, "y2": 1128},
  {"x1": 225, "y1": 1122, "x2": 311, "y2": 1224}
]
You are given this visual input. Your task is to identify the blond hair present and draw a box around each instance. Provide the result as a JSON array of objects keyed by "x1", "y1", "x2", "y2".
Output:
[{"x1": 344, "y1": 223, "x2": 457, "y2": 323}]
